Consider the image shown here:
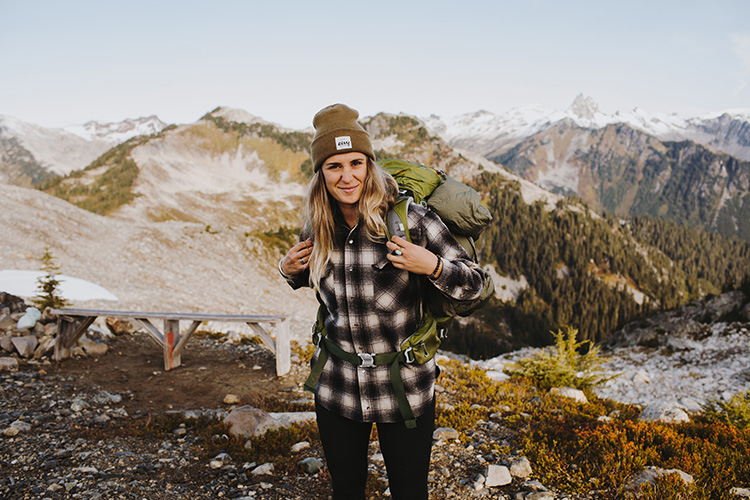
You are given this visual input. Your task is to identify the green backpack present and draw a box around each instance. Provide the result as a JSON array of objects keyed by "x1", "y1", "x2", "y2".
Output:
[
  {"x1": 304, "y1": 159, "x2": 494, "y2": 428},
  {"x1": 380, "y1": 158, "x2": 495, "y2": 322}
]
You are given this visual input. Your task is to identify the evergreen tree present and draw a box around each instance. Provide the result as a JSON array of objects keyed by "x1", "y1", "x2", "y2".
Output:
[{"x1": 33, "y1": 248, "x2": 69, "y2": 310}]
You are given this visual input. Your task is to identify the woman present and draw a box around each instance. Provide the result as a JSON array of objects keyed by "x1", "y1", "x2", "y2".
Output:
[{"x1": 280, "y1": 103, "x2": 486, "y2": 500}]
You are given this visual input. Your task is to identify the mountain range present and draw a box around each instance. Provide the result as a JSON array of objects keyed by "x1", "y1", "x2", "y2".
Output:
[
  {"x1": 424, "y1": 96, "x2": 750, "y2": 240},
  {"x1": 2, "y1": 101, "x2": 750, "y2": 355},
  {"x1": 0, "y1": 114, "x2": 167, "y2": 187}
]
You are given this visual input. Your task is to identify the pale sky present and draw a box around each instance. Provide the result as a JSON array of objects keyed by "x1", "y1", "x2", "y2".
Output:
[{"x1": 1, "y1": 0, "x2": 748, "y2": 130}]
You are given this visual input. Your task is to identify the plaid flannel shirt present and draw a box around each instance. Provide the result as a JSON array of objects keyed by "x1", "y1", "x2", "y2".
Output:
[{"x1": 283, "y1": 203, "x2": 486, "y2": 423}]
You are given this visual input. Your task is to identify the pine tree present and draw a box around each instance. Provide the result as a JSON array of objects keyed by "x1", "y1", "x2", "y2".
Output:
[{"x1": 33, "y1": 248, "x2": 69, "y2": 310}]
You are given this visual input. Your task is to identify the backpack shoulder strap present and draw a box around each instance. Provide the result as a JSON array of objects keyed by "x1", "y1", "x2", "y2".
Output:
[{"x1": 386, "y1": 197, "x2": 413, "y2": 244}]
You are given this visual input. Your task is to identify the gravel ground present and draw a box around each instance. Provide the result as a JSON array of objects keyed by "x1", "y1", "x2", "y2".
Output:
[{"x1": 0, "y1": 333, "x2": 582, "y2": 500}]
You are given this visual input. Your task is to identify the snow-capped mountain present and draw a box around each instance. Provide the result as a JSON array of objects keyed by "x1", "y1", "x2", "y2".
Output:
[
  {"x1": 63, "y1": 115, "x2": 167, "y2": 144},
  {"x1": 0, "y1": 114, "x2": 168, "y2": 186},
  {"x1": 424, "y1": 95, "x2": 750, "y2": 162}
]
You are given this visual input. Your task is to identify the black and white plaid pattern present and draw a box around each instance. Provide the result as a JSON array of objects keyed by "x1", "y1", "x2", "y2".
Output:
[{"x1": 286, "y1": 204, "x2": 486, "y2": 423}]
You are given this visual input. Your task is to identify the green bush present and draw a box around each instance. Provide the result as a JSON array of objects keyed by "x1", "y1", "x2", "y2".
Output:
[
  {"x1": 701, "y1": 391, "x2": 750, "y2": 429},
  {"x1": 502, "y1": 326, "x2": 614, "y2": 392}
]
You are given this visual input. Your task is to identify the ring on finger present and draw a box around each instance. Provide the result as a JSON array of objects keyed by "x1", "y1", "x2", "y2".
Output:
[
  {"x1": 300, "y1": 258, "x2": 305, "y2": 264},
  {"x1": 393, "y1": 249, "x2": 403, "y2": 256}
]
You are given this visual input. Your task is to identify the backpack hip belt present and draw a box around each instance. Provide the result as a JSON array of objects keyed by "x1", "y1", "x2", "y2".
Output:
[{"x1": 304, "y1": 307, "x2": 438, "y2": 429}]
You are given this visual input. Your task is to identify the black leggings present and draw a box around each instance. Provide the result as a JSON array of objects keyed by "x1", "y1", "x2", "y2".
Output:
[{"x1": 315, "y1": 400, "x2": 435, "y2": 500}]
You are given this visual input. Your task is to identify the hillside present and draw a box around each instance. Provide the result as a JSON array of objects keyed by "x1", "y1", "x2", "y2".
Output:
[{"x1": 0, "y1": 182, "x2": 319, "y2": 342}]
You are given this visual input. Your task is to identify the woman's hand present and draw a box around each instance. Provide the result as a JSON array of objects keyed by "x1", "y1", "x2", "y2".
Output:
[
  {"x1": 386, "y1": 236, "x2": 441, "y2": 278},
  {"x1": 281, "y1": 238, "x2": 313, "y2": 275}
]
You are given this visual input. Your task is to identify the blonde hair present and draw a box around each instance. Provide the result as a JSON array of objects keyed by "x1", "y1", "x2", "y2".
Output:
[{"x1": 304, "y1": 158, "x2": 398, "y2": 288}]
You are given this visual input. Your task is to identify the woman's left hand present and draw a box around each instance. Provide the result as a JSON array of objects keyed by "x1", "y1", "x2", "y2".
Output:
[{"x1": 386, "y1": 236, "x2": 441, "y2": 277}]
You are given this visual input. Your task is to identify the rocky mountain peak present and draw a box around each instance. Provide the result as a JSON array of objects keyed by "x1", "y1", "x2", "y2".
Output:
[{"x1": 568, "y1": 94, "x2": 601, "y2": 120}]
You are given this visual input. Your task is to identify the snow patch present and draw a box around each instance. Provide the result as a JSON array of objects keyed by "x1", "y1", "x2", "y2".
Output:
[{"x1": 0, "y1": 270, "x2": 119, "y2": 301}]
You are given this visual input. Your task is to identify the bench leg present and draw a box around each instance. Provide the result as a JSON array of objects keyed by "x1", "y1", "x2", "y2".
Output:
[
  {"x1": 275, "y1": 318, "x2": 291, "y2": 377},
  {"x1": 163, "y1": 319, "x2": 181, "y2": 370},
  {"x1": 54, "y1": 316, "x2": 96, "y2": 362}
]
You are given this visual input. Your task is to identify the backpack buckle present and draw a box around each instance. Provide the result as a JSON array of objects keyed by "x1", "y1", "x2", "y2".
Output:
[
  {"x1": 357, "y1": 353, "x2": 376, "y2": 368},
  {"x1": 438, "y1": 326, "x2": 448, "y2": 340},
  {"x1": 403, "y1": 347, "x2": 415, "y2": 364},
  {"x1": 312, "y1": 331, "x2": 322, "y2": 347}
]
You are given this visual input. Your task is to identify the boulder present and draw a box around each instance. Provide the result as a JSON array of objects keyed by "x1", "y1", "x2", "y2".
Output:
[
  {"x1": 11, "y1": 335, "x2": 38, "y2": 358},
  {"x1": 510, "y1": 456, "x2": 532, "y2": 478},
  {"x1": 79, "y1": 336, "x2": 109, "y2": 357},
  {"x1": 549, "y1": 387, "x2": 588, "y2": 403},
  {"x1": 627, "y1": 466, "x2": 693, "y2": 490},
  {"x1": 639, "y1": 401, "x2": 690, "y2": 424},
  {"x1": 298, "y1": 457, "x2": 324, "y2": 475},
  {"x1": 105, "y1": 317, "x2": 138, "y2": 336},
  {"x1": 433, "y1": 427, "x2": 460, "y2": 441},
  {"x1": 1, "y1": 334, "x2": 14, "y2": 352},
  {"x1": 484, "y1": 464, "x2": 512, "y2": 487},
  {"x1": 17, "y1": 307, "x2": 41, "y2": 330},
  {"x1": 33, "y1": 336, "x2": 55, "y2": 359},
  {"x1": 0, "y1": 292, "x2": 26, "y2": 314},
  {"x1": 224, "y1": 406, "x2": 277, "y2": 438},
  {"x1": 703, "y1": 291, "x2": 746, "y2": 322}
]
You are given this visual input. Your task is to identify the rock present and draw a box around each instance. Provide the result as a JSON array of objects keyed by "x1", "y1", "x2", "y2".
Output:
[
  {"x1": 485, "y1": 464, "x2": 512, "y2": 487},
  {"x1": 627, "y1": 466, "x2": 694, "y2": 490},
  {"x1": 678, "y1": 397, "x2": 703, "y2": 413},
  {"x1": 105, "y1": 317, "x2": 137, "y2": 335},
  {"x1": 3, "y1": 426, "x2": 20, "y2": 437},
  {"x1": 298, "y1": 457, "x2": 323, "y2": 474},
  {"x1": 525, "y1": 493, "x2": 556, "y2": 500},
  {"x1": 267, "y1": 411, "x2": 316, "y2": 428},
  {"x1": 79, "y1": 336, "x2": 109, "y2": 356},
  {"x1": 71, "y1": 399, "x2": 90, "y2": 412},
  {"x1": 433, "y1": 427, "x2": 460, "y2": 441},
  {"x1": 740, "y1": 303, "x2": 750, "y2": 322},
  {"x1": 291, "y1": 441, "x2": 311, "y2": 453},
  {"x1": 473, "y1": 474, "x2": 485, "y2": 491},
  {"x1": 93, "y1": 391, "x2": 122, "y2": 404},
  {"x1": 639, "y1": 400, "x2": 690, "y2": 423},
  {"x1": 732, "y1": 487, "x2": 750, "y2": 498},
  {"x1": 4, "y1": 419, "x2": 32, "y2": 436},
  {"x1": 0, "y1": 315, "x2": 17, "y2": 332},
  {"x1": 666, "y1": 336, "x2": 701, "y2": 351},
  {"x1": 224, "y1": 406, "x2": 277, "y2": 438},
  {"x1": 251, "y1": 462, "x2": 274, "y2": 475},
  {"x1": 44, "y1": 322, "x2": 58, "y2": 337},
  {"x1": 11, "y1": 335, "x2": 39, "y2": 358},
  {"x1": 510, "y1": 456, "x2": 532, "y2": 478},
  {"x1": 210, "y1": 452, "x2": 232, "y2": 469},
  {"x1": 0, "y1": 333, "x2": 14, "y2": 352},
  {"x1": 0, "y1": 357, "x2": 19, "y2": 372},
  {"x1": 549, "y1": 386, "x2": 588, "y2": 403},
  {"x1": 224, "y1": 394, "x2": 241, "y2": 405},
  {"x1": 17, "y1": 307, "x2": 41, "y2": 330},
  {"x1": 0, "y1": 292, "x2": 26, "y2": 314},
  {"x1": 33, "y1": 336, "x2": 55, "y2": 359},
  {"x1": 704, "y1": 291, "x2": 746, "y2": 321}
]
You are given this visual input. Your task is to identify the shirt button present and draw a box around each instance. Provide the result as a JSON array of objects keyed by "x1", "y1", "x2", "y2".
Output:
[
  {"x1": 348, "y1": 267, "x2": 353, "y2": 272},
  {"x1": 348, "y1": 239, "x2": 354, "y2": 245}
]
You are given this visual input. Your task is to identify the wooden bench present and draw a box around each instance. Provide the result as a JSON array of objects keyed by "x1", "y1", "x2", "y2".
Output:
[{"x1": 50, "y1": 309, "x2": 291, "y2": 376}]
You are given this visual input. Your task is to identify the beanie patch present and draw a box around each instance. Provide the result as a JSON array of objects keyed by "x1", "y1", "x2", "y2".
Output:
[{"x1": 335, "y1": 136, "x2": 352, "y2": 150}]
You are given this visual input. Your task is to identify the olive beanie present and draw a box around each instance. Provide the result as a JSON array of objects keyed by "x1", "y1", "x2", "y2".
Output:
[{"x1": 311, "y1": 104, "x2": 374, "y2": 172}]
